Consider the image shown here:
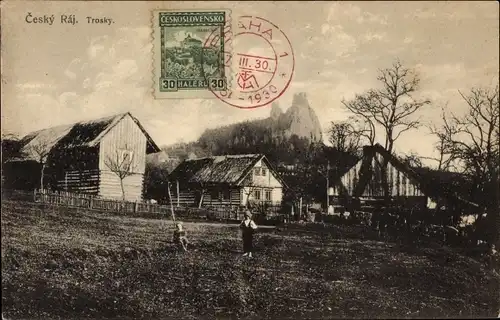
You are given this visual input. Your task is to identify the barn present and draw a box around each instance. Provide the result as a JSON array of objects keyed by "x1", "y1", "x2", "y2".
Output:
[
  {"x1": 4, "y1": 112, "x2": 160, "y2": 201},
  {"x1": 168, "y1": 154, "x2": 286, "y2": 209},
  {"x1": 331, "y1": 144, "x2": 427, "y2": 208},
  {"x1": 330, "y1": 144, "x2": 479, "y2": 212}
]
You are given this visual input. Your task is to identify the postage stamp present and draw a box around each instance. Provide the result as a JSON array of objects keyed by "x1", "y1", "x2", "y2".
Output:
[
  {"x1": 206, "y1": 15, "x2": 295, "y2": 109},
  {"x1": 152, "y1": 9, "x2": 232, "y2": 99}
]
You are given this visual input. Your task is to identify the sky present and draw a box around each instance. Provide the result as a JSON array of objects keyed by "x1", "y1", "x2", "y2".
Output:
[{"x1": 1, "y1": 1, "x2": 498, "y2": 165}]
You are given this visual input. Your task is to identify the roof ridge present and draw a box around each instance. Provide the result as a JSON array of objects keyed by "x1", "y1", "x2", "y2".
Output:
[
  {"x1": 22, "y1": 111, "x2": 129, "y2": 139},
  {"x1": 186, "y1": 153, "x2": 263, "y2": 161}
]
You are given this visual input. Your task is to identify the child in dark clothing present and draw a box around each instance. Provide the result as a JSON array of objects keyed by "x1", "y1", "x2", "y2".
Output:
[
  {"x1": 173, "y1": 222, "x2": 188, "y2": 251},
  {"x1": 240, "y1": 210, "x2": 258, "y2": 257}
]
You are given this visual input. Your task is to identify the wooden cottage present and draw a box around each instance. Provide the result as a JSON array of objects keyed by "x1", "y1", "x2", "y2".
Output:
[
  {"x1": 331, "y1": 144, "x2": 426, "y2": 207},
  {"x1": 168, "y1": 154, "x2": 286, "y2": 209},
  {"x1": 4, "y1": 112, "x2": 160, "y2": 201},
  {"x1": 330, "y1": 144, "x2": 479, "y2": 211}
]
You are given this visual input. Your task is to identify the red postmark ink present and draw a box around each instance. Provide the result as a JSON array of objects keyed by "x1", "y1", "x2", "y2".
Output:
[{"x1": 204, "y1": 16, "x2": 295, "y2": 109}]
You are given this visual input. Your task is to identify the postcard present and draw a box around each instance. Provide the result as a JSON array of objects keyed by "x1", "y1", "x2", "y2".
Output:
[{"x1": 1, "y1": 1, "x2": 499, "y2": 319}]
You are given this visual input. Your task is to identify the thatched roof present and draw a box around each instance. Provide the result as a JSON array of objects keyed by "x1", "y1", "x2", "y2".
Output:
[
  {"x1": 169, "y1": 154, "x2": 285, "y2": 187},
  {"x1": 15, "y1": 112, "x2": 160, "y2": 161}
]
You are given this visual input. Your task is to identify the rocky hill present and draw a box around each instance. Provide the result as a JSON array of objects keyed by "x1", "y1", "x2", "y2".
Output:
[
  {"x1": 281, "y1": 92, "x2": 322, "y2": 141},
  {"x1": 198, "y1": 91, "x2": 322, "y2": 147},
  {"x1": 156, "y1": 92, "x2": 322, "y2": 164}
]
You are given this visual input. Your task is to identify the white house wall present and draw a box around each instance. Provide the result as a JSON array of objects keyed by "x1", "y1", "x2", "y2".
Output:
[
  {"x1": 240, "y1": 159, "x2": 284, "y2": 206},
  {"x1": 249, "y1": 160, "x2": 283, "y2": 188},
  {"x1": 271, "y1": 188, "x2": 283, "y2": 204}
]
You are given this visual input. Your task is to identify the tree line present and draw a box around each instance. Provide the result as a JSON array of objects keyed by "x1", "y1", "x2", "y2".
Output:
[{"x1": 327, "y1": 60, "x2": 498, "y2": 249}]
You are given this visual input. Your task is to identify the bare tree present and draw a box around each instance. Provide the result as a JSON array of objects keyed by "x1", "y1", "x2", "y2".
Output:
[
  {"x1": 341, "y1": 60, "x2": 431, "y2": 198},
  {"x1": 243, "y1": 185, "x2": 258, "y2": 209},
  {"x1": 437, "y1": 85, "x2": 499, "y2": 247},
  {"x1": 104, "y1": 146, "x2": 136, "y2": 201},
  {"x1": 400, "y1": 152, "x2": 424, "y2": 169},
  {"x1": 350, "y1": 116, "x2": 376, "y2": 147},
  {"x1": 25, "y1": 138, "x2": 52, "y2": 190},
  {"x1": 328, "y1": 119, "x2": 362, "y2": 154},
  {"x1": 197, "y1": 182, "x2": 207, "y2": 208},
  {"x1": 342, "y1": 60, "x2": 430, "y2": 154},
  {"x1": 427, "y1": 107, "x2": 456, "y2": 171}
]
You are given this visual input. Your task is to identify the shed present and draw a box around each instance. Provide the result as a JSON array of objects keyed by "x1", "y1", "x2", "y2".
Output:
[{"x1": 4, "y1": 112, "x2": 160, "y2": 201}]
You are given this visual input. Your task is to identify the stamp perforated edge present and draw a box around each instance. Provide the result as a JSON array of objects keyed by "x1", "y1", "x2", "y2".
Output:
[{"x1": 151, "y1": 8, "x2": 233, "y2": 100}]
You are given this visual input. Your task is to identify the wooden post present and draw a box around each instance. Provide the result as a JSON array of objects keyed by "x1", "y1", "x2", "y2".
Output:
[
  {"x1": 167, "y1": 181, "x2": 176, "y2": 222},
  {"x1": 89, "y1": 197, "x2": 93, "y2": 209},
  {"x1": 176, "y1": 180, "x2": 180, "y2": 207},
  {"x1": 134, "y1": 201, "x2": 138, "y2": 213},
  {"x1": 299, "y1": 197, "x2": 303, "y2": 219},
  {"x1": 33, "y1": 189, "x2": 37, "y2": 202},
  {"x1": 326, "y1": 160, "x2": 330, "y2": 212},
  {"x1": 198, "y1": 189, "x2": 204, "y2": 209}
]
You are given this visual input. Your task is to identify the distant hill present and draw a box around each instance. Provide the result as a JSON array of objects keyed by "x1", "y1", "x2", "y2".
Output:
[{"x1": 154, "y1": 92, "x2": 323, "y2": 165}]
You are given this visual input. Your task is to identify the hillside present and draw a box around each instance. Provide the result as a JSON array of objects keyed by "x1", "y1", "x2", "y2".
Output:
[
  {"x1": 158, "y1": 92, "x2": 323, "y2": 164},
  {"x1": 2, "y1": 200, "x2": 499, "y2": 319}
]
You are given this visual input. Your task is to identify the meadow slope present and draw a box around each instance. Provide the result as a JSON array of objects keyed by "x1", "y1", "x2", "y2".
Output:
[{"x1": 1, "y1": 200, "x2": 499, "y2": 319}]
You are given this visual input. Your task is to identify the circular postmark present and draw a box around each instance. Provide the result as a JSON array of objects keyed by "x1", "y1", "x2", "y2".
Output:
[{"x1": 203, "y1": 16, "x2": 295, "y2": 109}]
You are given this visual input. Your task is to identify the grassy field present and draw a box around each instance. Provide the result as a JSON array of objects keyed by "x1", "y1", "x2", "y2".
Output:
[{"x1": 1, "y1": 200, "x2": 499, "y2": 319}]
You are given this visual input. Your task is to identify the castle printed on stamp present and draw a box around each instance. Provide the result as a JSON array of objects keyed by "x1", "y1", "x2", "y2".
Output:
[{"x1": 153, "y1": 10, "x2": 232, "y2": 99}]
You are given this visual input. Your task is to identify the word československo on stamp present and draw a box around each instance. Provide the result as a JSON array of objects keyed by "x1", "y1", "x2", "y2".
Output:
[{"x1": 153, "y1": 10, "x2": 232, "y2": 99}]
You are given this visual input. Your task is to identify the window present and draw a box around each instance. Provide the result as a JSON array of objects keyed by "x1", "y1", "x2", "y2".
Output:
[
  {"x1": 254, "y1": 168, "x2": 261, "y2": 176},
  {"x1": 265, "y1": 190, "x2": 272, "y2": 201},
  {"x1": 253, "y1": 189, "x2": 261, "y2": 200},
  {"x1": 261, "y1": 168, "x2": 267, "y2": 176},
  {"x1": 222, "y1": 189, "x2": 230, "y2": 200}
]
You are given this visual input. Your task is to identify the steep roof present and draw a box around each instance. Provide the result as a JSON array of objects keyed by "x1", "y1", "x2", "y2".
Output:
[
  {"x1": 169, "y1": 154, "x2": 286, "y2": 187},
  {"x1": 15, "y1": 112, "x2": 160, "y2": 161},
  {"x1": 336, "y1": 143, "x2": 480, "y2": 209}
]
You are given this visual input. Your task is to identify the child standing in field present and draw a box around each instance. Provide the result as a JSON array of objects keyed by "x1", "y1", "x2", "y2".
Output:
[
  {"x1": 173, "y1": 222, "x2": 189, "y2": 252},
  {"x1": 240, "y1": 210, "x2": 258, "y2": 257}
]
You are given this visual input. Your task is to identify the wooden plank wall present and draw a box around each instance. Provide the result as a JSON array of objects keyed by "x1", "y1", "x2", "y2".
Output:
[
  {"x1": 335, "y1": 153, "x2": 424, "y2": 198},
  {"x1": 203, "y1": 187, "x2": 242, "y2": 206},
  {"x1": 99, "y1": 170, "x2": 144, "y2": 201},
  {"x1": 98, "y1": 114, "x2": 148, "y2": 201},
  {"x1": 173, "y1": 190, "x2": 197, "y2": 206},
  {"x1": 98, "y1": 114, "x2": 147, "y2": 174},
  {"x1": 56, "y1": 169, "x2": 100, "y2": 195},
  {"x1": 169, "y1": 187, "x2": 243, "y2": 207},
  {"x1": 50, "y1": 146, "x2": 100, "y2": 194}
]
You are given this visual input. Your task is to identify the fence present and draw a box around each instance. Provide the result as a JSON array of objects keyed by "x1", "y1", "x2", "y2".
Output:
[
  {"x1": 172, "y1": 204, "x2": 284, "y2": 223},
  {"x1": 31, "y1": 189, "x2": 170, "y2": 215},
  {"x1": 2, "y1": 189, "x2": 284, "y2": 223}
]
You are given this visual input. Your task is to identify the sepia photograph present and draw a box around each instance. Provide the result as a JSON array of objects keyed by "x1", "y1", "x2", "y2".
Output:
[{"x1": 1, "y1": 1, "x2": 499, "y2": 319}]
